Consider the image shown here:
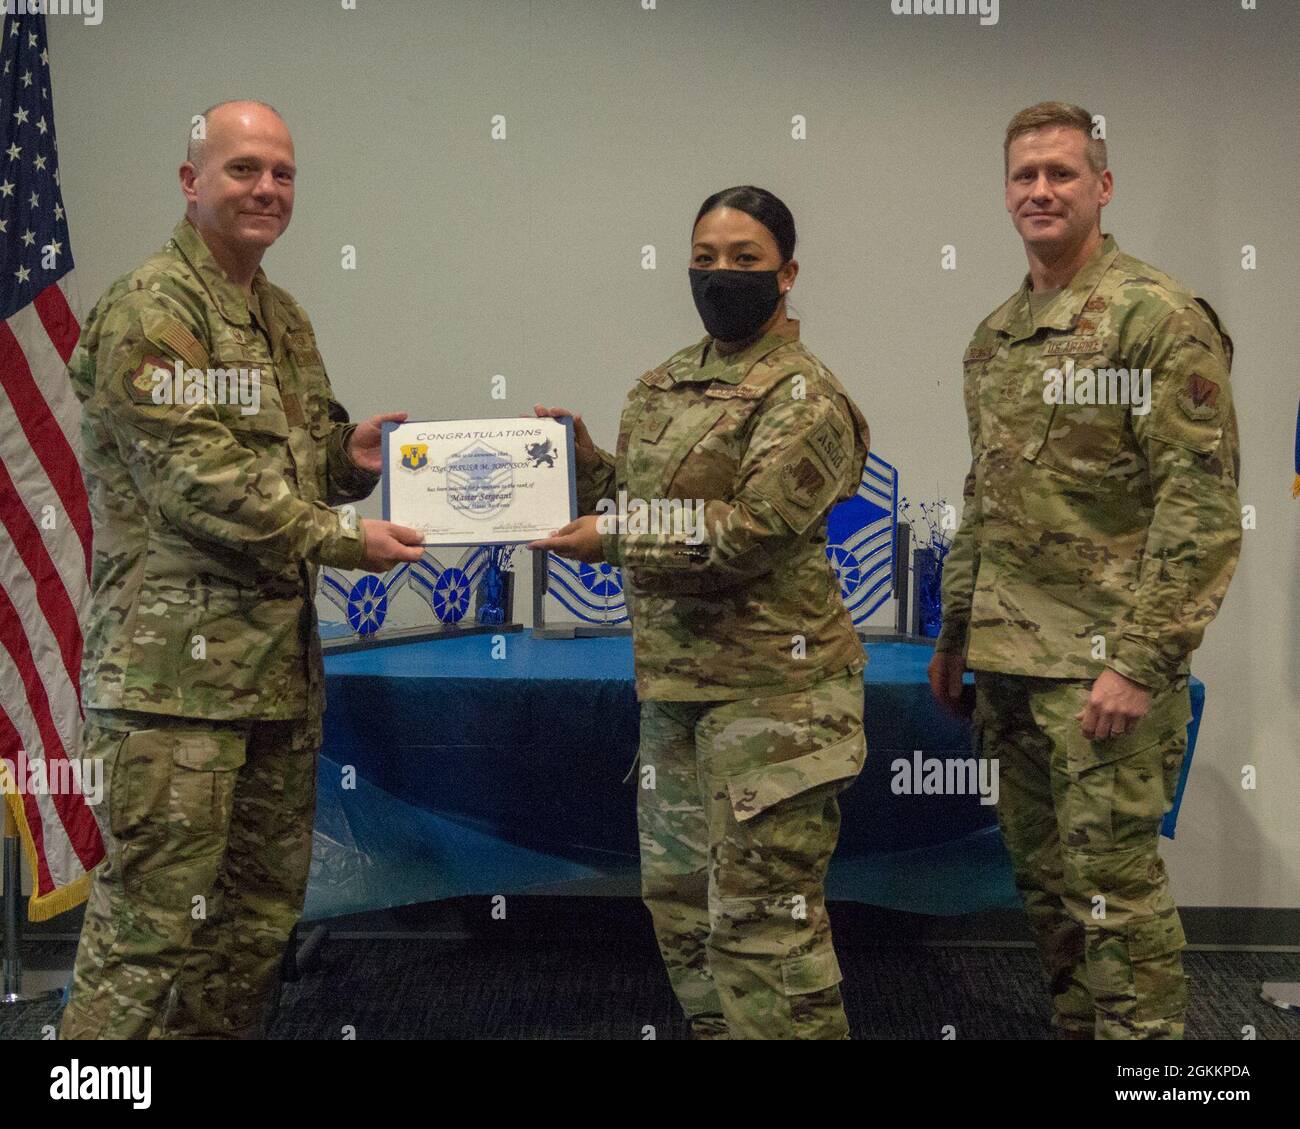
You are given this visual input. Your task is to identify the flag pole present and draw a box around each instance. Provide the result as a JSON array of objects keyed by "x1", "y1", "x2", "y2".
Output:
[{"x1": 2, "y1": 800, "x2": 63, "y2": 1005}]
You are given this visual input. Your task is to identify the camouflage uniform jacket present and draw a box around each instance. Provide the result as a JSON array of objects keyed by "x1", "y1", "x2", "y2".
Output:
[
  {"x1": 577, "y1": 320, "x2": 870, "y2": 701},
  {"x1": 936, "y1": 234, "x2": 1242, "y2": 690},
  {"x1": 69, "y1": 217, "x2": 379, "y2": 721}
]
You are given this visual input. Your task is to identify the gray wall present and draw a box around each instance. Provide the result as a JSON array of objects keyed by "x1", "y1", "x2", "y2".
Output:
[{"x1": 47, "y1": 0, "x2": 1299, "y2": 910}]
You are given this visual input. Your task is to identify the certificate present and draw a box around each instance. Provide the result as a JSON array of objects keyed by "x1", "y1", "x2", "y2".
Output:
[{"x1": 381, "y1": 417, "x2": 577, "y2": 546}]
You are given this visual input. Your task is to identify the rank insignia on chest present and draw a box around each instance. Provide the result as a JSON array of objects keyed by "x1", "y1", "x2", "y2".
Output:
[
  {"x1": 1084, "y1": 297, "x2": 1107, "y2": 313},
  {"x1": 704, "y1": 384, "x2": 763, "y2": 399}
]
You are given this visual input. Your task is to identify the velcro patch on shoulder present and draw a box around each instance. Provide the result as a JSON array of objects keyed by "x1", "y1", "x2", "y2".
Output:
[
  {"x1": 145, "y1": 318, "x2": 208, "y2": 371},
  {"x1": 123, "y1": 355, "x2": 174, "y2": 405},
  {"x1": 704, "y1": 384, "x2": 764, "y2": 400},
  {"x1": 963, "y1": 345, "x2": 996, "y2": 364},
  {"x1": 808, "y1": 418, "x2": 849, "y2": 476},
  {"x1": 1180, "y1": 372, "x2": 1221, "y2": 421},
  {"x1": 638, "y1": 368, "x2": 673, "y2": 389},
  {"x1": 780, "y1": 455, "x2": 828, "y2": 510}
]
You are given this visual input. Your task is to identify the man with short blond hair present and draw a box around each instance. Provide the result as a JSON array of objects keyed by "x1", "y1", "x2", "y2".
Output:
[
  {"x1": 930, "y1": 101, "x2": 1241, "y2": 1039},
  {"x1": 1003, "y1": 100, "x2": 1107, "y2": 174},
  {"x1": 61, "y1": 101, "x2": 424, "y2": 1039}
]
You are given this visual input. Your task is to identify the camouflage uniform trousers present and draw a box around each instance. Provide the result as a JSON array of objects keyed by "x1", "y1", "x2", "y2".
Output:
[
  {"x1": 975, "y1": 672, "x2": 1192, "y2": 1040},
  {"x1": 59, "y1": 710, "x2": 321, "y2": 1040},
  {"x1": 637, "y1": 671, "x2": 865, "y2": 1040}
]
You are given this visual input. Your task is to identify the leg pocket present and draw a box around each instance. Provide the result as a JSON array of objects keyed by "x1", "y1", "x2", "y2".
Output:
[
  {"x1": 783, "y1": 928, "x2": 850, "y2": 1041},
  {"x1": 704, "y1": 675, "x2": 864, "y2": 893},
  {"x1": 1059, "y1": 687, "x2": 1192, "y2": 853},
  {"x1": 1091, "y1": 910, "x2": 1187, "y2": 1039},
  {"x1": 781, "y1": 946, "x2": 843, "y2": 996},
  {"x1": 1131, "y1": 912, "x2": 1187, "y2": 1027},
  {"x1": 167, "y1": 729, "x2": 248, "y2": 835},
  {"x1": 724, "y1": 729, "x2": 865, "y2": 824},
  {"x1": 113, "y1": 725, "x2": 247, "y2": 899}
]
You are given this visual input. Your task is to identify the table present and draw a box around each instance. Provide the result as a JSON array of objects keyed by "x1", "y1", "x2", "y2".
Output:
[{"x1": 306, "y1": 635, "x2": 1202, "y2": 921}]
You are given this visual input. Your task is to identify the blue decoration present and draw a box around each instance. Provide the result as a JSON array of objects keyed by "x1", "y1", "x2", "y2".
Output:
[
  {"x1": 827, "y1": 543, "x2": 864, "y2": 593},
  {"x1": 344, "y1": 574, "x2": 389, "y2": 635},
  {"x1": 432, "y1": 566, "x2": 472, "y2": 624},
  {"x1": 476, "y1": 545, "x2": 516, "y2": 626},
  {"x1": 547, "y1": 555, "x2": 628, "y2": 625},
  {"x1": 825, "y1": 451, "x2": 898, "y2": 623},
  {"x1": 578, "y1": 561, "x2": 622, "y2": 599},
  {"x1": 542, "y1": 451, "x2": 900, "y2": 629},
  {"x1": 899, "y1": 497, "x2": 954, "y2": 639},
  {"x1": 913, "y1": 548, "x2": 943, "y2": 638},
  {"x1": 321, "y1": 545, "x2": 517, "y2": 641},
  {"x1": 1293, "y1": 399, "x2": 1299, "y2": 498}
]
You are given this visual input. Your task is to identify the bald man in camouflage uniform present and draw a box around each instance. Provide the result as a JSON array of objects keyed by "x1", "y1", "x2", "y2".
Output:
[
  {"x1": 931, "y1": 103, "x2": 1241, "y2": 1039},
  {"x1": 538, "y1": 309, "x2": 869, "y2": 1039},
  {"x1": 60, "y1": 101, "x2": 422, "y2": 1039}
]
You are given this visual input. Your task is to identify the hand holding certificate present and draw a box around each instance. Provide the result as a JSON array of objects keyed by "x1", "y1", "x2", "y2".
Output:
[{"x1": 382, "y1": 417, "x2": 577, "y2": 546}]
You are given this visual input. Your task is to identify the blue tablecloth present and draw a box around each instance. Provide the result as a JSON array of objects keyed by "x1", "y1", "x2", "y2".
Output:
[{"x1": 306, "y1": 635, "x2": 1203, "y2": 922}]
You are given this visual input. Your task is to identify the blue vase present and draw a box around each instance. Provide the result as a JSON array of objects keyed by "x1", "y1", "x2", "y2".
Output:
[
  {"x1": 914, "y1": 547, "x2": 943, "y2": 638},
  {"x1": 476, "y1": 547, "x2": 508, "y2": 626}
]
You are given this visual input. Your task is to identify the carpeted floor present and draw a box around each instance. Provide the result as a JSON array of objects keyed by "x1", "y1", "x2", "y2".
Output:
[{"x1": 3, "y1": 899, "x2": 1297, "y2": 1040}]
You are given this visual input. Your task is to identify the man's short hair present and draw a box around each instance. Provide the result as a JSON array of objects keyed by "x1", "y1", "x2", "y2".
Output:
[
  {"x1": 1004, "y1": 101, "x2": 1107, "y2": 178},
  {"x1": 186, "y1": 100, "x2": 284, "y2": 169}
]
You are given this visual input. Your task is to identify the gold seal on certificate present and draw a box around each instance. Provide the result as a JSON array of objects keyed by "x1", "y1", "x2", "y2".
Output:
[{"x1": 381, "y1": 417, "x2": 576, "y2": 546}]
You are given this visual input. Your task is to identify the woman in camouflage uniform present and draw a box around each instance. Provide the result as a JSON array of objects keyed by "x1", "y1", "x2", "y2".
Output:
[{"x1": 533, "y1": 187, "x2": 870, "y2": 1039}]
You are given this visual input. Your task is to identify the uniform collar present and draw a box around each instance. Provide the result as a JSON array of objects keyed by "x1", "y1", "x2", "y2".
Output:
[
  {"x1": 171, "y1": 217, "x2": 271, "y2": 331},
  {"x1": 987, "y1": 233, "x2": 1120, "y2": 342},
  {"x1": 677, "y1": 318, "x2": 801, "y2": 386}
]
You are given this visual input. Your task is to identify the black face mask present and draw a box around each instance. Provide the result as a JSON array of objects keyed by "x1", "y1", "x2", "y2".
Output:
[{"x1": 689, "y1": 267, "x2": 782, "y2": 343}]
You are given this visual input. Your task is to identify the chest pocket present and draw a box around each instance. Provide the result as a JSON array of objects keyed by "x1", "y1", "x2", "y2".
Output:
[
  {"x1": 625, "y1": 400, "x2": 730, "y2": 500},
  {"x1": 283, "y1": 330, "x2": 330, "y2": 440},
  {"x1": 962, "y1": 356, "x2": 991, "y2": 460},
  {"x1": 212, "y1": 351, "x2": 290, "y2": 445},
  {"x1": 1023, "y1": 351, "x2": 1133, "y2": 485},
  {"x1": 966, "y1": 343, "x2": 1029, "y2": 463}
]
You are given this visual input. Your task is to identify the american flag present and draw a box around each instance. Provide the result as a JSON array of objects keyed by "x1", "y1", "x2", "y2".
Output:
[{"x1": 0, "y1": 12, "x2": 103, "y2": 921}]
